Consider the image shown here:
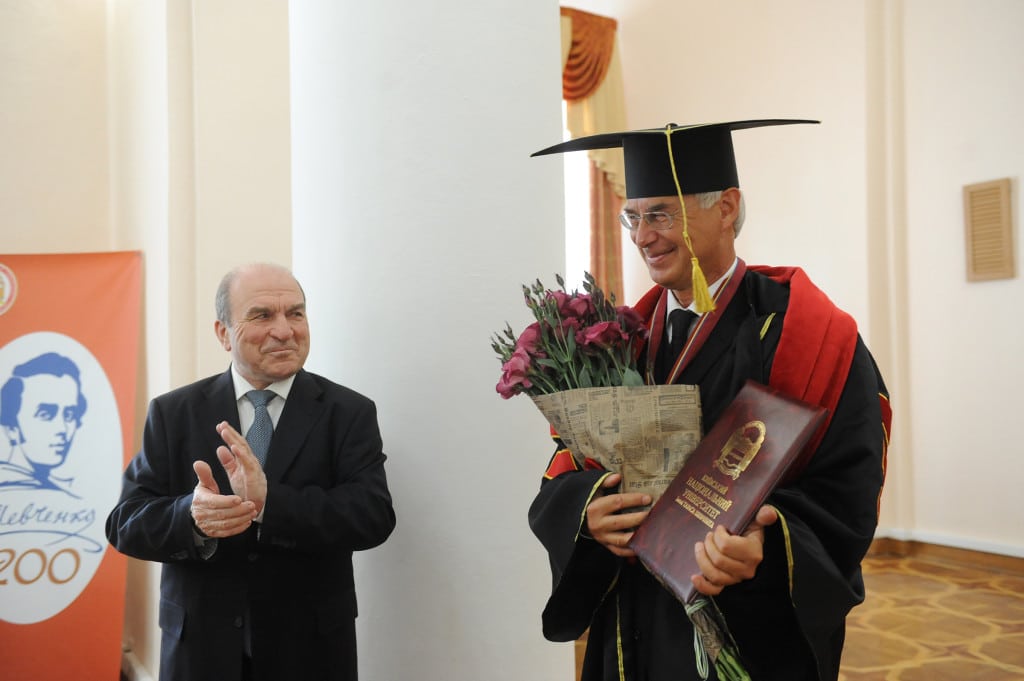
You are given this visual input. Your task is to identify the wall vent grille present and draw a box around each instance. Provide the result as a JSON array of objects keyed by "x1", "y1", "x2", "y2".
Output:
[{"x1": 963, "y1": 178, "x2": 1014, "y2": 281}]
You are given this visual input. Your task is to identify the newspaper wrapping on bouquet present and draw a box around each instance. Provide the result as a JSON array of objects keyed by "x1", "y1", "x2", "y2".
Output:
[
  {"x1": 492, "y1": 274, "x2": 705, "y2": 502},
  {"x1": 530, "y1": 384, "x2": 702, "y2": 503}
]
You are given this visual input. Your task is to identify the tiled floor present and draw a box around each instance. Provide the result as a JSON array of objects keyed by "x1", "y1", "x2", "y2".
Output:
[
  {"x1": 573, "y1": 543, "x2": 1024, "y2": 681},
  {"x1": 840, "y1": 549, "x2": 1024, "y2": 680}
]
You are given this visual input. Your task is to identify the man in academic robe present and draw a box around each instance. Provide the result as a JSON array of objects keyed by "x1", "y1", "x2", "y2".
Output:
[
  {"x1": 106, "y1": 263, "x2": 396, "y2": 681},
  {"x1": 528, "y1": 121, "x2": 891, "y2": 681}
]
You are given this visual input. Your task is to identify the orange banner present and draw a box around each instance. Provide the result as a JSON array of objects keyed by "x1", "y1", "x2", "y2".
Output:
[{"x1": 0, "y1": 252, "x2": 142, "y2": 680}]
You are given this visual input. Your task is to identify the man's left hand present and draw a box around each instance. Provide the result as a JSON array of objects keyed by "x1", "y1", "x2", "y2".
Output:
[
  {"x1": 691, "y1": 504, "x2": 778, "y2": 596},
  {"x1": 214, "y1": 421, "x2": 268, "y2": 514}
]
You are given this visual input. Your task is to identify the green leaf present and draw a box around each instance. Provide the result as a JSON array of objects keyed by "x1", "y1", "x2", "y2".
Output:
[{"x1": 622, "y1": 368, "x2": 645, "y2": 386}]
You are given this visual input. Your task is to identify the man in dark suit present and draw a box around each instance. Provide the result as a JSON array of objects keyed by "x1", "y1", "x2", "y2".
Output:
[{"x1": 106, "y1": 263, "x2": 396, "y2": 681}]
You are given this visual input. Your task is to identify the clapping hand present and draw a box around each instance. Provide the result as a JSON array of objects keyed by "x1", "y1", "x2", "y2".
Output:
[{"x1": 213, "y1": 421, "x2": 268, "y2": 514}]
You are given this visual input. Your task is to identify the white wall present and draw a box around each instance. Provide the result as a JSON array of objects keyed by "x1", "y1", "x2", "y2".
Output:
[
  {"x1": 192, "y1": 1, "x2": 294, "y2": 379},
  {"x1": 0, "y1": 1, "x2": 110, "y2": 249},
  {"x1": 577, "y1": 0, "x2": 872, "y2": 329},
  {"x1": 107, "y1": 0, "x2": 171, "y2": 672},
  {"x1": 289, "y1": 2, "x2": 571, "y2": 679},
  {"x1": 901, "y1": 0, "x2": 1024, "y2": 554}
]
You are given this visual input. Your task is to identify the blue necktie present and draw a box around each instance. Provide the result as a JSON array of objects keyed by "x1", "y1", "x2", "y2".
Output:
[{"x1": 245, "y1": 389, "x2": 276, "y2": 466}]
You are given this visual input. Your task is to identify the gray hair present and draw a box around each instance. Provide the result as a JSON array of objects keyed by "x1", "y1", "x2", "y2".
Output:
[
  {"x1": 215, "y1": 270, "x2": 236, "y2": 325},
  {"x1": 215, "y1": 263, "x2": 305, "y2": 325},
  {"x1": 695, "y1": 190, "x2": 746, "y2": 237}
]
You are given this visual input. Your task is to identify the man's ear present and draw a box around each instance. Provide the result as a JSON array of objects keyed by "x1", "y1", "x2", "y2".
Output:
[
  {"x1": 718, "y1": 187, "x2": 741, "y2": 233},
  {"x1": 214, "y1": 320, "x2": 231, "y2": 351}
]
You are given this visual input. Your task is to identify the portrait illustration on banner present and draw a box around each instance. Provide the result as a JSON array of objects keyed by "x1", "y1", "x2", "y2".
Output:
[{"x1": 0, "y1": 332, "x2": 122, "y2": 624}]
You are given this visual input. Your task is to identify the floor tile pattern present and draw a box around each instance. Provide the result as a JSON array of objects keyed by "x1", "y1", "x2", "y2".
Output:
[{"x1": 840, "y1": 552, "x2": 1024, "y2": 681}]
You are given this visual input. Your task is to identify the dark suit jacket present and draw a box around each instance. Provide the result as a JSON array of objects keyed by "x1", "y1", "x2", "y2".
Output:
[{"x1": 106, "y1": 368, "x2": 396, "y2": 681}]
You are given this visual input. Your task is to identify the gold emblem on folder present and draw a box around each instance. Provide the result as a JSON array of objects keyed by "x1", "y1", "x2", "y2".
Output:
[{"x1": 714, "y1": 421, "x2": 766, "y2": 480}]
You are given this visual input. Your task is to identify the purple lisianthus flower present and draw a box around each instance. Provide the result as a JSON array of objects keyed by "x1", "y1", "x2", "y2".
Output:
[
  {"x1": 616, "y1": 305, "x2": 648, "y2": 339},
  {"x1": 553, "y1": 317, "x2": 581, "y2": 341},
  {"x1": 548, "y1": 290, "x2": 593, "y2": 320},
  {"x1": 515, "y1": 322, "x2": 544, "y2": 356},
  {"x1": 578, "y1": 321, "x2": 627, "y2": 349},
  {"x1": 496, "y1": 348, "x2": 533, "y2": 399}
]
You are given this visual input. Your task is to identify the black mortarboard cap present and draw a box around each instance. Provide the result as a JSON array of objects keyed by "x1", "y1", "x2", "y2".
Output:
[{"x1": 531, "y1": 119, "x2": 819, "y2": 198}]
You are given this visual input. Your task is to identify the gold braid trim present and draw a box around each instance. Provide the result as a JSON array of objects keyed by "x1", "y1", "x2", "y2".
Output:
[
  {"x1": 759, "y1": 312, "x2": 777, "y2": 340},
  {"x1": 776, "y1": 509, "x2": 796, "y2": 599}
]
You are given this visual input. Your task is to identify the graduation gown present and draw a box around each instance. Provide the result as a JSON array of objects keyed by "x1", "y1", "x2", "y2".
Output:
[{"x1": 528, "y1": 265, "x2": 890, "y2": 681}]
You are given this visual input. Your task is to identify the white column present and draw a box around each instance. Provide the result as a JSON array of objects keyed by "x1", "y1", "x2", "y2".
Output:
[
  {"x1": 289, "y1": 2, "x2": 572, "y2": 679},
  {"x1": 107, "y1": 0, "x2": 172, "y2": 673},
  {"x1": 191, "y1": 0, "x2": 293, "y2": 378},
  {"x1": 107, "y1": 0, "x2": 294, "y2": 676}
]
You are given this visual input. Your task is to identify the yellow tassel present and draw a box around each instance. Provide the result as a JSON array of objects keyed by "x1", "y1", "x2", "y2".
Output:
[
  {"x1": 691, "y1": 257, "x2": 715, "y2": 314},
  {"x1": 665, "y1": 126, "x2": 717, "y2": 314}
]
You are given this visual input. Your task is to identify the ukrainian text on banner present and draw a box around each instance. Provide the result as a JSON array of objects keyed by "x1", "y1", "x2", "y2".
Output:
[{"x1": 0, "y1": 252, "x2": 142, "y2": 680}]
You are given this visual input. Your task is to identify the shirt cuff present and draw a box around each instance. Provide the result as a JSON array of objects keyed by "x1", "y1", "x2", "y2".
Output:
[{"x1": 192, "y1": 530, "x2": 218, "y2": 560}]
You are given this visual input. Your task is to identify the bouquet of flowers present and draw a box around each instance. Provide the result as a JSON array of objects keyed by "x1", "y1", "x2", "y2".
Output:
[
  {"x1": 492, "y1": 272, "x2": 647, "y2": 398},
  {"x1": 493, "y1": 273, "x2": 702, "y2": 502}
]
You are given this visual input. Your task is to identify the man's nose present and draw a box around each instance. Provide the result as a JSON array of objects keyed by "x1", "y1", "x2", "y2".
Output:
[
  {"x1": 633, "y1": 221, "x2": 658, "y2": 247},
  {"x1": 269, "y1": 315, "x2": 295, "y2": 338}
]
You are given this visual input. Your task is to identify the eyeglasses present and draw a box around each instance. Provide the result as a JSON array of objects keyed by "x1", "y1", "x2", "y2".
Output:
[{"x1": 618, "y1": 210, "x2": 680, "y2": 232}]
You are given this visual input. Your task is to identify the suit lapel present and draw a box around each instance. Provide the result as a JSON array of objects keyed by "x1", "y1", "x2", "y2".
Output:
[
  {"x1": 202, "y1": 369, "x2": 242, "y2": 427},
  {"x1": 263, "y1": 370, "x2": 324, "y2": 481},
  {"x1": 200, "y1": 369, "x2": 243, "y2": 491}
]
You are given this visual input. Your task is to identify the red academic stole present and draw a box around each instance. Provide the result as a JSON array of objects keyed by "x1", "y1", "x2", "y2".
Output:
[
  {"x1": 750, "y1": 266, "x2": 891, "y2": 486},
  {"x1": 751, "y1": 265, "x2": 855, "y2": 479}
]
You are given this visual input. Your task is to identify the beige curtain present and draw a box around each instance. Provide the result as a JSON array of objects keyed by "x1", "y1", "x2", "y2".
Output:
[{"x1": 560, "y1": 7, "x2": 626, "y2": 303}]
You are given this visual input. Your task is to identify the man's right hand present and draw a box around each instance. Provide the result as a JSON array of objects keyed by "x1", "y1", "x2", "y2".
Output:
[
  {"x1": 585, "y1": 473, "x2": 652, "y2": 558},
  {"x1": 190, "y1": 460, "x2": 257, "y2": 538}
]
